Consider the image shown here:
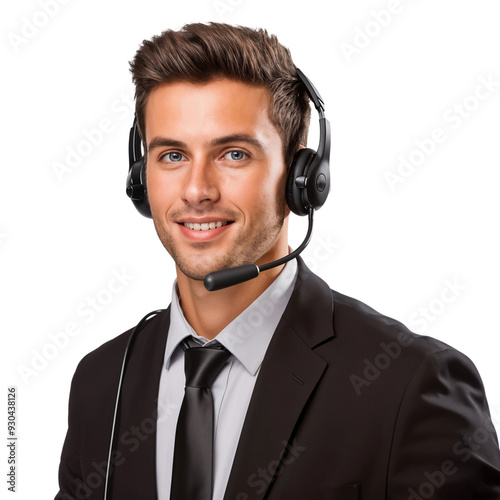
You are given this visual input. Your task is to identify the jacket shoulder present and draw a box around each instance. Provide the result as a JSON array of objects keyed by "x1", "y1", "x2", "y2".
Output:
[{"x1": 329, "y1": 288, "x2": 465, "y2": 361}]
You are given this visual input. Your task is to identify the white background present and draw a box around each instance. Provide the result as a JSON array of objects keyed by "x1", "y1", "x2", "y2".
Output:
[{"x1": 2, "y1": 0, "x2": 500, "y2": 497}]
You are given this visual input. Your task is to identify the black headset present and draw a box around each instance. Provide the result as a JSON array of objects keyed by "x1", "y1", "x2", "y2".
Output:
[{"x1": 126, "y1": 68, "x2": 330, "y2": 218}]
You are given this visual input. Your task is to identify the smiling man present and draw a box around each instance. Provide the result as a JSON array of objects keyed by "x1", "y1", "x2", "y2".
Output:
[
  {"x1": 55, "y1": 23, "x2": 500, "y2": 500},
  {"x1": 146, "y1": 79, "x2": 290, "y2": 339}
]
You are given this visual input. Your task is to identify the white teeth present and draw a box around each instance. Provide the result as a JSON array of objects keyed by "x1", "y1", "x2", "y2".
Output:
[{"x1": 183, "y1": 221, "x2": 229, "y2": 231}]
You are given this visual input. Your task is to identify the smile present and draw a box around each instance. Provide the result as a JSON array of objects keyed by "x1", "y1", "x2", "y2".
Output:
[{"x1": 183, "y1": 221, "x2": 230, "y2": 231}]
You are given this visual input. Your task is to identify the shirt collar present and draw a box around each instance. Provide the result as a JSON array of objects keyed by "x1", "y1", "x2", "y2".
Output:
[{"x1": 164, "y1": 258, "x2": 297, "y2": 375}]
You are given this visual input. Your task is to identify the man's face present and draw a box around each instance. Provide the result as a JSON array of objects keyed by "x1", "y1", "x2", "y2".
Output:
[{"x1": 145, "y1": 79, "x2": 289, "y2": 281}]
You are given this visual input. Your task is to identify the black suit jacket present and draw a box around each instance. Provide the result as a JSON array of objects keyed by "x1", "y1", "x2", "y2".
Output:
[{"x1": 56, "y1": 259, "x2": 500, "y2": 499}]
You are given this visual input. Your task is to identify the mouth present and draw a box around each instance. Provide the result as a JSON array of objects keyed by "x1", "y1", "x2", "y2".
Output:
[{"x1": 182, "y1": 221, "x2": 233, "y2": 231}]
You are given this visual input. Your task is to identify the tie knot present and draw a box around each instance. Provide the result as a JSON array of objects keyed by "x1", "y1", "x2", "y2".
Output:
[{"x1": 184, "y1": 345, "x2": 231, "y2": 388}]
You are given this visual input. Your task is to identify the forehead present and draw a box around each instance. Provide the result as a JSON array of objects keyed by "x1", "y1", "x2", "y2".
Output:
[{"x1": 144, "y1": 79, "x2": 277, "y2": 143}]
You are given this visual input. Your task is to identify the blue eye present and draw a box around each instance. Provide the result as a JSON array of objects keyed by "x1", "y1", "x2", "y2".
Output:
[
  {"x1": 224, "y1": 150, "x2": 246, "y2": 161},
  {"x1": 164, "y1": 152, "x2": 185, "y2": 162}
]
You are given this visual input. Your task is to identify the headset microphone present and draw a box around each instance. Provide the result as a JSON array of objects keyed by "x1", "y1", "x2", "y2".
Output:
[{"x1": 204, "y1": 208, "x2": 314, "y2": 291}]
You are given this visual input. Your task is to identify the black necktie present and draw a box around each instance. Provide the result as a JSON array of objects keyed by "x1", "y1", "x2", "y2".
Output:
[{"x1": 170, "y1": 341, "x2": 231, "y2": 500}]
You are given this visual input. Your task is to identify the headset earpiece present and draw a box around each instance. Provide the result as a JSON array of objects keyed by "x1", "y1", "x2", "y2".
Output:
[
  {"x1": 126, "y1": 158, "x2": 151, "y2": 218},
  {"x1": 286, "y1": 148, "x2": 316, "y2": 216},
  {"x1": 126, "y1": 120, "x2": 152, "y2": 218},
  {"x1": 285, "y1": 68, "x2": 331, "y2": 216}
]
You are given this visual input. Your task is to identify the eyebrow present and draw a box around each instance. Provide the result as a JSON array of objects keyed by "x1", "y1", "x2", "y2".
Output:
[
  {"x1": 209, "y1": 134, "x2": 264, "y2": 150},
  {"x1": 148, "y1": 137, "x2": 187, "y2": 151},
  {"x1": 147, "y1": 134, "x2": 264, "y2": 152}
]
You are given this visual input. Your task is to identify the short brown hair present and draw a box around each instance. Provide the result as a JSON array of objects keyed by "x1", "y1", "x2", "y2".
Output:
[{"x1": 129, "y1": 22, "x2": 311, "y2": 167}]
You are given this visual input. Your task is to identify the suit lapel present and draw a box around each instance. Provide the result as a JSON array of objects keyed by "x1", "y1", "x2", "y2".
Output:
[{"x1": 224, "y1": 259, "x2": 335, "y2": 500}]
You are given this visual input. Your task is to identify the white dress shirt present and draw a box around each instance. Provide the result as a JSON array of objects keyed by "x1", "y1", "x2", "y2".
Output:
[{"x1": 156, "y1": 258, "x2": 298, "y2": 500}]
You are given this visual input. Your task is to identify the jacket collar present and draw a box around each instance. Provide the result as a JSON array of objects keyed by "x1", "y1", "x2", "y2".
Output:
[{"x1": 282, "y1": 256, "x2": 336, "y2": 348}]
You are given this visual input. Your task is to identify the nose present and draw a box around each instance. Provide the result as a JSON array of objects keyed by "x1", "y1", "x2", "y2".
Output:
[{"x1": 181, "y1": 157, "x2": 220, "y2": 205}]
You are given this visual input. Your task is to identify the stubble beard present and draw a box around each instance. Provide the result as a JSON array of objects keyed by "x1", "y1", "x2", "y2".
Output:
[{"x1": 152, "y1": 200, "x2": 287, "y2": 281}]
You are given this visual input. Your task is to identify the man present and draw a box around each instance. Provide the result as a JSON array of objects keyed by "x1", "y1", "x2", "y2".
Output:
[{"x1": 56, "y1": 23, "x2": 500, "y2": 499}]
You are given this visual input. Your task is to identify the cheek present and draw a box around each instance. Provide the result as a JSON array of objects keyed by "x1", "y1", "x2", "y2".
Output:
[
  {"x1": 263, "y1": 165, "x2": 288, "y2": 208},
  {"x1": 146, "y1": 168, "x2": 174, "y2": 211},
  {"x1": 227, "y1": 171, "x2": 285, "y2": 216}
]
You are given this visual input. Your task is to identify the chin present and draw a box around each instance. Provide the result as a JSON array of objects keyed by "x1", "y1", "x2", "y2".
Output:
[
  {"x1": 176, "y1": 258, "x2": 227, "y2": 282},
  {"x1": 176, "y1": 253, "x2": 251, "y2": 282},
  {"x1": 179, "y1": 270, "x2": 206, "y2": 282}
]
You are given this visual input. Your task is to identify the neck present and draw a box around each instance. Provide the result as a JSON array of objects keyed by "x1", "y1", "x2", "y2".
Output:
[{"x1": 176, "y1": 238, "x2": 289, "y2": 340}]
